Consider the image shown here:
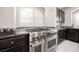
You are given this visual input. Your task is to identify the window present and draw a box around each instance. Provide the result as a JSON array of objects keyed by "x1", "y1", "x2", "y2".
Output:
[
  {"x1": 17, "y1": 7, "x2": 44, "y2": 27},
  {"x1": 17, "y1": 8, "x2": 34, "y2": 27},
  {"x1": 74, "y1": 13, "x2": 79, "y2": 26},
  {"x1": 72, "y1": 9, "x2": 79, "y2": 27}
]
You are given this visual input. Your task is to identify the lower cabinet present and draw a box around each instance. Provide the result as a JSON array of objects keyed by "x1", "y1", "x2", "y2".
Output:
[
  {"x1": 67, "y1": 29, "x2": 79, "y2": 43},
  {"x1": 0, "y1": 35, "x2": 29, "y2": 52},
  {"x1": 58, "y1": 29, "x2": 67, "y2": 39},
  {"x1": 58, "y1": 29, "x2": 66, "y2": 44},
  {"x1": 57, "y1": 38, "x2": 61, "y2": 44},
  {"x1": 58, "y1": 28, "x2": 79, "y2": 43},
  {"x1": 0, "y1": 43, "x2": 26, "y2": 52}
]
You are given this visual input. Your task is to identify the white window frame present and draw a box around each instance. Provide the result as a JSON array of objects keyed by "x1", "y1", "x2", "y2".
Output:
[
  {"x1": 72, "y1": 8, "x2": 79, "y2": 28},
  {"x1": 16, "y1": 7, "x2": 34, "y2": 27}
]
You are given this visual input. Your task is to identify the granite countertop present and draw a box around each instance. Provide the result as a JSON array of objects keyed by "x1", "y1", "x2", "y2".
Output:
[
  {"x1": 0, "y1": 27, "x2": 57, "y2": 39},
  {"x1": 0, "y1": 30, "x2": 29, "y2": 39},
  {"x1": 61, "y1": 26, "x2": 79, "y2": 29},
  {"x1": 58, "y1": 26, "x2": 73, "y2": 29}
]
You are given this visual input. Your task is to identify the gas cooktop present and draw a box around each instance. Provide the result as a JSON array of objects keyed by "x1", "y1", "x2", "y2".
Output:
[{"x1": 26, "y1": 28, "x2": 50, "y2": 32}]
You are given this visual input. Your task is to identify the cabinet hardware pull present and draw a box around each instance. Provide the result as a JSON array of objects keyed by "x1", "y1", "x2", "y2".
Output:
[{"x1": 11, "y1": 41, "x2": 14, "y2": 44}]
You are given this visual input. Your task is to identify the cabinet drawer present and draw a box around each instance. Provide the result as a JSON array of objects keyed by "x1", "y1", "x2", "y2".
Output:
[
  {"x1": 12, "y1": 36, "x2": 26, "y2": 45},
  {"x1": 0, "y1": 35, "x2": 26, "y2": 50}
]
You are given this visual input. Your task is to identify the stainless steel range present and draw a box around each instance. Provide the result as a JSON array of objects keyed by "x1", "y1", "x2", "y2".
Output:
[
  {"x1": 26, "y1": 29, "x2": 45, "y2": 52},
  {"x1": 44, "y1": 28, "x2": 58, "y2": 52},
  {"x1": 26, "y1": 27, "x2": 57, "y2": 52}
]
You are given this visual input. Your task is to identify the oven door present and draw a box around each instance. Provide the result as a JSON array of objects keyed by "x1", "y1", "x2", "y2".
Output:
[
  {"x1": 30, "y1": 40, "x2": 45, "y2": 52},
  {"x1": 45, "y1": 35, "x2": 57, "y2": 52}
]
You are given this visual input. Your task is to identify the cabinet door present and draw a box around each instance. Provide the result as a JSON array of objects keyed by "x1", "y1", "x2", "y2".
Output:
[
  {"x1": 63, "y1": 29, "x2": 67, "y2": 39},
  {"x1": 57, "y1": 8, "x2": 60, "y2": 23},
  {"x1": 0, "y1": 35, "x2": 26, "y2": 50},
  {"x1": 58, "y1": 29, "x2": 66, "y2": 39},
  {"x1": 60, "y1": 10, "x2": 65, "y2": 23},
  {"x1": 67, "y1": 29, "x2": 78, "y2": 42},
  {"x1": 57, "y1": 8, "x2": 65, "y2": 23}
]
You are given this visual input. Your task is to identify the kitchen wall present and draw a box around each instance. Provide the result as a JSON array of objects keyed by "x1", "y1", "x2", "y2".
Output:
[
  {"x1": 17, "y1": 7, "x2": 57, "y2": 27},
  {"x1": 44, "y1": 7, "x2": 57, "y2": 27},
  {"x1": 62, "y1": 7, "x2": 78, "y2": 26},
  {"x1": 33, "y1": 7, "x2": 45, "y2": 26},
  {"x1": 0, "y1": 7, "x2": 16, "y2": 28},
  {"x1": 0, "y1": 7, "x2": 57, "y2": 28}
]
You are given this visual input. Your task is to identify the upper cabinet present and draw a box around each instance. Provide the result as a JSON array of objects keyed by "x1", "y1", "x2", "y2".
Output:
[
  {"x1": 44, "y1": 7, "x2": 57, "y2": 27},
  {"x1": 57, "y1": 8, "x2": 65, "y2": 24}
]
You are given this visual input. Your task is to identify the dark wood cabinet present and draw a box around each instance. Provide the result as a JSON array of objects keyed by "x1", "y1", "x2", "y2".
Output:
[
  {"x1": 57, "y1": 8, "x2": 60, "y2": 22},
  {"x1": 58, "y1": 29, "x2": 67, "y2": 39},
  {"x1": 57, "y1": 8, "x2": 65, "y2": 23},
  {"x1": 67, "y1": 29, "x2": 79, "y2": 43},
  {"x1": 58, "y1": 28, "x2": 79, "y2": 43},
  {"x1": 0, "y1": 34, "x2": 29, "y2": 52},
  {"x1": 58, "y1": 29, "x2": 67, "y2": 44},
  {"x1": 60, "y1": 10, "x2": 65, "y2": 23}
]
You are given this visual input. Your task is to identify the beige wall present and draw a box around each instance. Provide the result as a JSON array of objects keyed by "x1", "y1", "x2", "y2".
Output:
[
  {"x1": 0, "y1": 7, "x2": 16, "y2": 28},
  {"x1": 62, "y1": 7, "x2": 78, "y2": 26},
  {"x1": 0, "y1": 7, "x2": 57, "y2": 28},
  {"x1": 44, "y1": 7, "x2": 57, "y2": 27},
  {"x1": 34, "y1": 7, "x2": 44, "y2": 26}
]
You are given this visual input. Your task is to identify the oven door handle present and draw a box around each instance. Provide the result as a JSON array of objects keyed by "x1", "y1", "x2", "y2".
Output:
[
  {"x1": 46, "y1": 35, "x2": 57, "y2": 41},
  {"x1": 47, "y1": 37, "x2": 56, "y2": 41},
  {"x1": 30, "y1": 40, "x2": 45, "y2": 47},
  {"x1": 31, "y1": 44, "x2": 38, "y2": 47}
]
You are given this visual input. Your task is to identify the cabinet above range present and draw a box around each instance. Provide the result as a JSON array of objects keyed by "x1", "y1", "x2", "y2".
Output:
[{"x1": 56, "y1": 8, "x2": 65, "y2": 24}]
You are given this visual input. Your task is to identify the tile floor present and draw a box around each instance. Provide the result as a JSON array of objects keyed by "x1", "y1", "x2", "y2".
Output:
[{"x1": 56, "y1": 40, "x2": 79, "y2": 52}]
